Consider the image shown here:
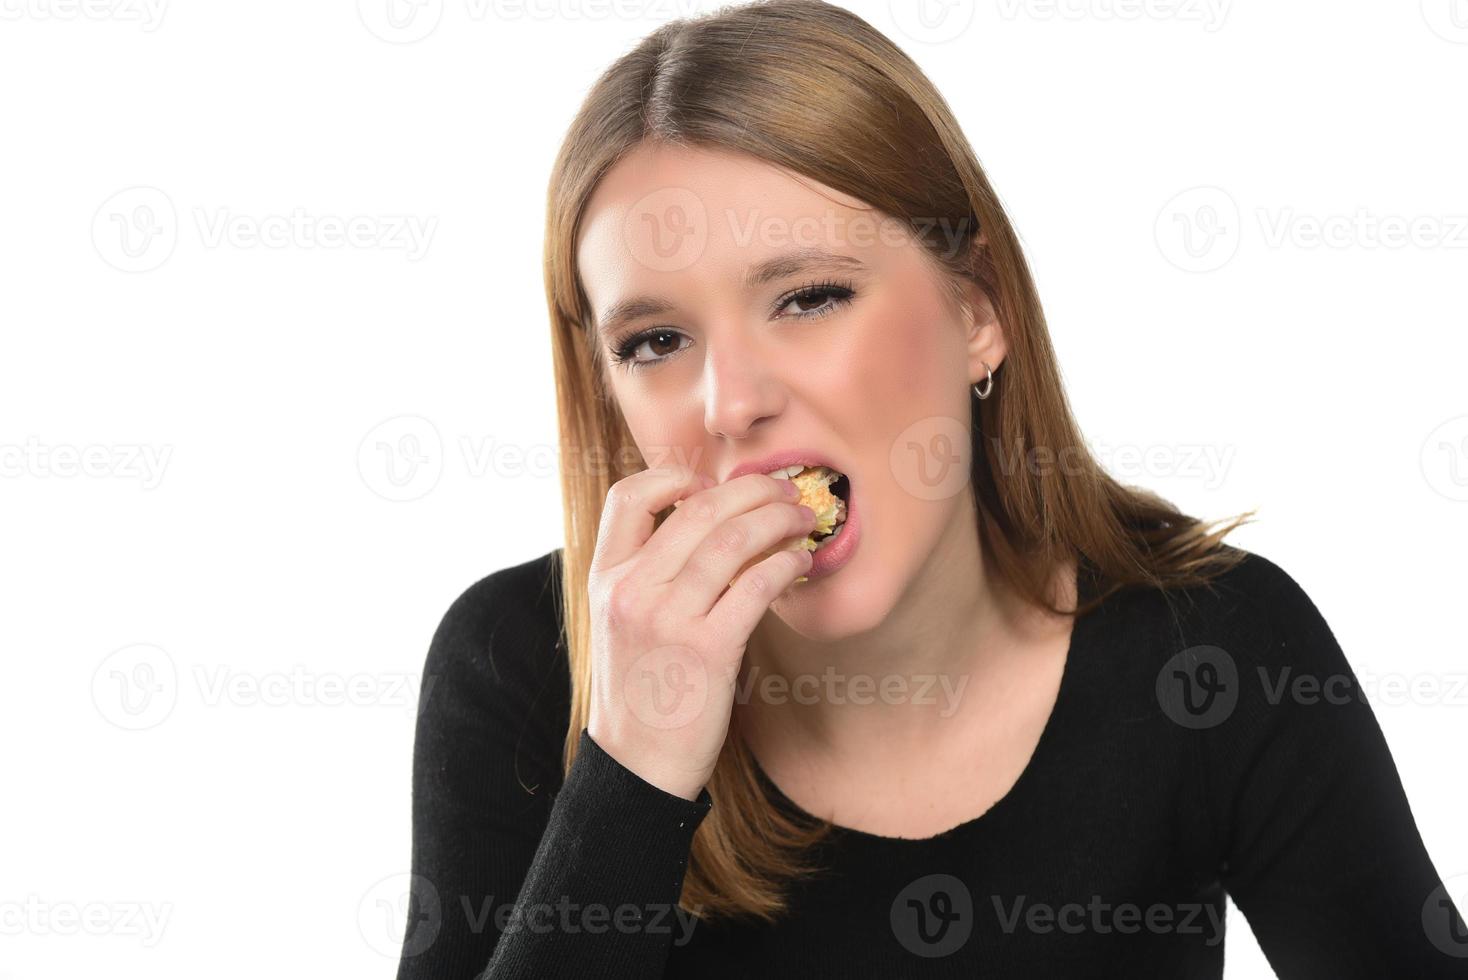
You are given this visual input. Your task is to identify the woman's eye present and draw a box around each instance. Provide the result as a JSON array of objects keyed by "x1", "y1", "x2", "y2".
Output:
[
  {"x1": 614, "y1": 329, "x2": 690, "y2": 369},
  {"x1": 610, "y1": 283, "x2": 855, "y2": 371},
  {"x1": 774, "y1": 283, "x2": 855, "y2": 320}
]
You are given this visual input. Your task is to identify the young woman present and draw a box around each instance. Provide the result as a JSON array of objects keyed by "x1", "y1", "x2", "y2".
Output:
[{"x1": 394, "y1": 2, "x2": 1465, "y2": 976}]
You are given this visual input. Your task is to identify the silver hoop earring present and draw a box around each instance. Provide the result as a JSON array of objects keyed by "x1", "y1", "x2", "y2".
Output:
[{"x1": 972, "y1": 361, "x2": 994, "y2": 400}]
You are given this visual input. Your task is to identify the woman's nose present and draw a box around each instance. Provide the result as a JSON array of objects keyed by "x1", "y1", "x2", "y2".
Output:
[{"x1": 703, "y1": 349, "x2": 784, "y2": 440}]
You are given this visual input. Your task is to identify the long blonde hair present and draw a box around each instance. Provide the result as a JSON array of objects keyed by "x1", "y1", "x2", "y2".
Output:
[{"x1": 541, "y1": 0, "x2": 1253, "y2": 922}]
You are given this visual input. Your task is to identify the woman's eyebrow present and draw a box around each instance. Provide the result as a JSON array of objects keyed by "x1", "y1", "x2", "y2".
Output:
[
  {"x1": 743, "y1": 246, "x2": 867, "y2": 289},
  {"x1": 596, "y1": 247, "x2": 868, "y2": 337}
]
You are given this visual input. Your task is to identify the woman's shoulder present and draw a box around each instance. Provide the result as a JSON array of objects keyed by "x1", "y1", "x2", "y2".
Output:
[
  {"x1": 418, "y1": 547, "x2": 571, "y2": 764},
  {"x1": 1158, "y1": 543, "x2": 1343, "y2": 666},
  {"x1": 1110, "y1": 542, "x2": 1366, "y2": 736},
  {"x1": 433, "y1": 546, "x2": 566, "y2": 651}
]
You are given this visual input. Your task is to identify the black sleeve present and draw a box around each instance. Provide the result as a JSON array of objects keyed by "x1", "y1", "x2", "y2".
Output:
[
  {"x1": 1204, "y1": 554, "x2": 1468, "y2": 977},
  {"x1": 394, "y1": 562, "x2": 714, "y2": 980}
]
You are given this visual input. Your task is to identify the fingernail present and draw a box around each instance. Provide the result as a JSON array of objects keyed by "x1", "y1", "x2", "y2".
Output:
[{"x1": 782, "y1": 480, "x2": 801, "y2": 499}]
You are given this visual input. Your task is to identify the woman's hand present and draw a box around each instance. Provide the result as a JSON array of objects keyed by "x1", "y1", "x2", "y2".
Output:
[{"x1": 586, "y1": 463, "x2": 818, "y2": 800}]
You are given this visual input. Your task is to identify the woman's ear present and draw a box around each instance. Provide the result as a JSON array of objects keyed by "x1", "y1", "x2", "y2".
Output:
[{"x1": 961, "y1": 276, "x2": 1007, "y2": 385}]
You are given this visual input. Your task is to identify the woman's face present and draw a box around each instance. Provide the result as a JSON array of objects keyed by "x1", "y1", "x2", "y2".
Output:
[{"x1": 575, "y1": 141, "x2": 1004, "y2": 640}]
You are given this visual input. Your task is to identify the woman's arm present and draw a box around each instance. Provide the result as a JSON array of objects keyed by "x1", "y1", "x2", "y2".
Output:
[
  {"x1": 1204, "y1": 554, "x2": 1467, "y2": 977},
  {"x1": 394, "y1": 560, "x2": 712, "y2": 979}
]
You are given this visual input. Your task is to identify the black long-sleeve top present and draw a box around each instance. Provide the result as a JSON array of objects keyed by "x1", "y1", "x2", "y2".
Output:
[{"x1": 393, "y1": 545, "x2": 1468, "y2": 978}]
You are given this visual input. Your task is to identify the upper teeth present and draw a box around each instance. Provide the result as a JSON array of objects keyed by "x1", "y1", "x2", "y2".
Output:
[{"x1": 766, "y1": 464, "x2": 814, "y2": 479}]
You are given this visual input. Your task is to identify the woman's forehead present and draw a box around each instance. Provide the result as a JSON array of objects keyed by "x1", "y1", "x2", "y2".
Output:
[{"x1": 576, "y1": 144, "x2": 915, "y2": 316}]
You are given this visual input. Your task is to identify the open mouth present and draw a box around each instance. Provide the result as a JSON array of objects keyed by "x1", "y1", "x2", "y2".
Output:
[{"x1": 768, "y1": 464, "x2": 850, "y2": 552}]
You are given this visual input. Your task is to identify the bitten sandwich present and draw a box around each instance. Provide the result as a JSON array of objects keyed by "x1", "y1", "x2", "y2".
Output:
[{"x1": 674, "y1": 465, "x2": 848, "y2": 586}]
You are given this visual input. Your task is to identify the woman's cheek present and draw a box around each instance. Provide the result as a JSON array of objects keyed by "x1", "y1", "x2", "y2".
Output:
[{"x1": 851, "y1": 299, "x2": 973, "y2": 569}]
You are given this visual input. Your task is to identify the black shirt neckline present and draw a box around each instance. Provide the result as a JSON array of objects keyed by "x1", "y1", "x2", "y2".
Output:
[{"x1": 745, "y1": 554, "x2": 1102, "y2": 850}]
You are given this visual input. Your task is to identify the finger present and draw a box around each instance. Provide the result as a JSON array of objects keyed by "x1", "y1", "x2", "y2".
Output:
[
  {"x1": 705, "y1": 548, "x2": 814, "y2": 652},
  {"x1": 671, "y1": 500, "x2": 817, "y2": 611},
  {"x1": 592, "y1": 465, "x2": 713, "y2": 572},
  {"x1": 639, "y1": 473, "x2": 798, "y2": 584}
]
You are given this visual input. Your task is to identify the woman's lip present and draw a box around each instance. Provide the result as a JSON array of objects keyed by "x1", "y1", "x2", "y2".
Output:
[
  {"x1": 806, "y1": 485, "x2": 859, "y2": 579},
  {"x1": 724, "y1": 449, "x2": 846, "y2": 483}
]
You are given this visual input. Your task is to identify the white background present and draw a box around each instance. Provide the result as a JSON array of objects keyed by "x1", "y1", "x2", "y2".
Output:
[{"x1": 2, "y1": 0, "x2": 1465, "y2": 976}]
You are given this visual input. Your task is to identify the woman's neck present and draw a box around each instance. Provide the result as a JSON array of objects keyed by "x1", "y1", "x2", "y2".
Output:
[{"x1": 738, "y1": 507, "x2": 1076, "y2": 762}]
